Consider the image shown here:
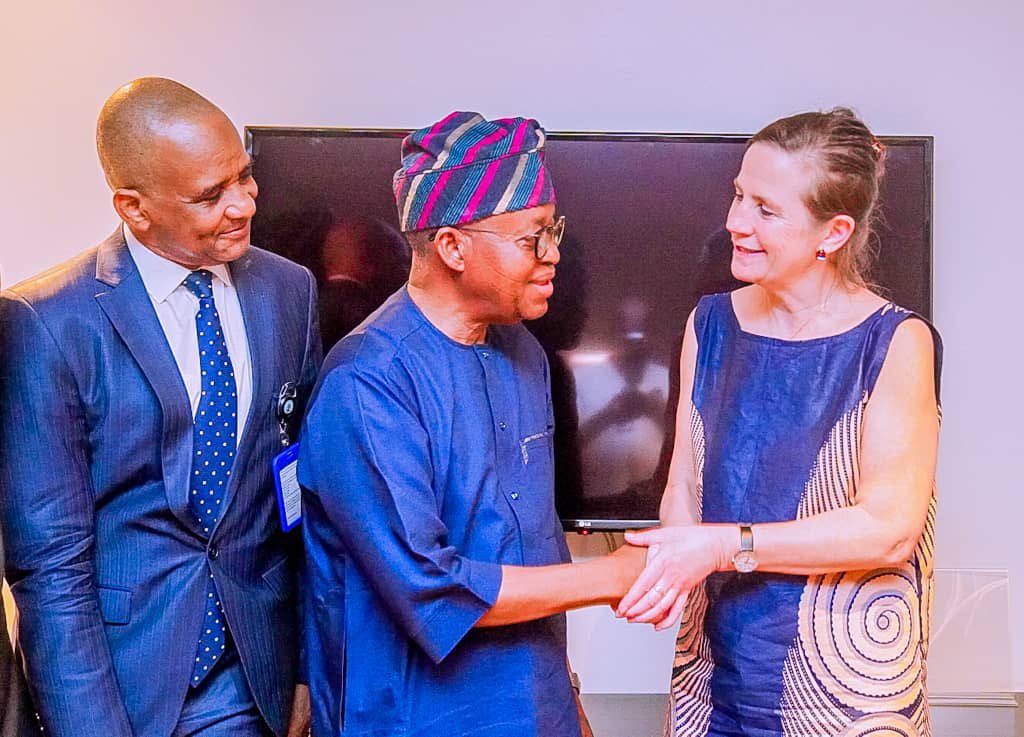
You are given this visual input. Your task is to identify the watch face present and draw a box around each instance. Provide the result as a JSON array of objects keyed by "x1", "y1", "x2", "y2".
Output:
[{"x1": 733, "y1": 551, "x2": 757, "y2": 573}]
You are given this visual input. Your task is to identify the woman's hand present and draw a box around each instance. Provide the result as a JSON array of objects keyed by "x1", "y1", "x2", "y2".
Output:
[{"x1": 615, "y1": 525, "x2": 732, "y2": 629}]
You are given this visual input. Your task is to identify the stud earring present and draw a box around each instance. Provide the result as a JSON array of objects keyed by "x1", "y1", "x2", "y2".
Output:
[{"x1": 815, "y1": 248, "x2": 827, "y2": 262}]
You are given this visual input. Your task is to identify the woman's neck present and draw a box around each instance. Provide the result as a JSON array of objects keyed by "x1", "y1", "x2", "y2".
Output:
[
  {"x1": 758, "y1": 268, "x2": 841, "y2": 316},
  {"x1": 738, "y1": 270, "x2": 882, "y2": 340}
]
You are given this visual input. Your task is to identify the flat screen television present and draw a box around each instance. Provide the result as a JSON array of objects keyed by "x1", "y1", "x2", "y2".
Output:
[{"x1": 247, "y1": 127, "x2": 933, "y2": 531}]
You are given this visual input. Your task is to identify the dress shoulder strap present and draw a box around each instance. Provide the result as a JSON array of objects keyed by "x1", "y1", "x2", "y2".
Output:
[
  {"x1": 862, "y1": 304, "x2": 944, "y2": 401},
  {"x1": 693, "y1": 292, "x2": 734, "y2": 347}
]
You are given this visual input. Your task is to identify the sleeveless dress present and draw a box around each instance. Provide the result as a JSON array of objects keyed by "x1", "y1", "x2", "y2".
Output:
[{"x1": 668, "y1": 293, "x2": 942, "y2": 737}]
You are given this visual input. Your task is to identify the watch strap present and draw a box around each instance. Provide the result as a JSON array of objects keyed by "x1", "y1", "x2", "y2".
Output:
[{"x1": 739, "y1": 524, "x2": 754, "y2": 553}]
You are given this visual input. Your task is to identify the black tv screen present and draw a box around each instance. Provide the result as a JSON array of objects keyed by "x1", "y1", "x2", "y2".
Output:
[{"x1": 247, "y1": 128, "x2": 933, "y2": 530}]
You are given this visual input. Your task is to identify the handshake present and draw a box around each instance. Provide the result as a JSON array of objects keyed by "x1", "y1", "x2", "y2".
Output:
[{"x1": 601, "y1": 524, "x2": 734, "y2": 631}]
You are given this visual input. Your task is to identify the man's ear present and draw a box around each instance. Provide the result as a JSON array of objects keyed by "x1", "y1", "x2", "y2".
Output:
[
  {"x1": 819, "y1": 214, "x2": 855, "y2": 257},
  {"x1": 433, "y1": 227, "x2": 467, "y2": 273},
  {"x1": 113, "y1": 188, "x2": 151, "y2": 233}
]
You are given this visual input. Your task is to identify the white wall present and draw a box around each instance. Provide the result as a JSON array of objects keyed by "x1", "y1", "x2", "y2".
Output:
[{"x1": 2, "y1": 0, "x2": 1021, "y2": 693}]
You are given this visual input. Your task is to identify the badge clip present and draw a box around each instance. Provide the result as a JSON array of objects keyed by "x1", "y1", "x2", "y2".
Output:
[{"x1": 276, "y1": 381, "x2": 298, "y2": 447}]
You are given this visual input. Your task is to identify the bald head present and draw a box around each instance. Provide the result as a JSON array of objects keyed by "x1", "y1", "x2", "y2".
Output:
[{"x1": 96, "y1": 77, "x2": 231, "y2": 190}]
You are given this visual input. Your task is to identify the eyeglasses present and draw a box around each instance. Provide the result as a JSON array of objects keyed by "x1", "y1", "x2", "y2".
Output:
[{"x1": 436, "y1": 215, "x2": 566, "y2": 261}]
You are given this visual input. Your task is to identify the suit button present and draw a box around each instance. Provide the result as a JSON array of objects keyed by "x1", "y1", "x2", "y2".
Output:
[
  {"x1": 510, "y1": 492, "x2": 520, "y2": 500},
  {"x1": 208, "y1": 546, "x2": 219, "y2": 560}
]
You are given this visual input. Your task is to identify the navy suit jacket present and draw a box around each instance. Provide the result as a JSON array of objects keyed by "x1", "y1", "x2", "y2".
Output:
[{"x1": 0, "y1": 230, "x2": 321, "y2": 737}]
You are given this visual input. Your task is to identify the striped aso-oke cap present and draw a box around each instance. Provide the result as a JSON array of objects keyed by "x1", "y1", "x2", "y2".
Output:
[{"x1": 393, "y1": 111, "x2": 555, "y2": 233}]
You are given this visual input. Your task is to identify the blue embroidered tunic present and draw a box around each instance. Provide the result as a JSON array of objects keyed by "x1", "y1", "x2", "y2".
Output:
[
  {"x1": 670, "y1": 293, "x2": 942, "y2": 737},
  {"x1": 299, "y1": 288, "x2": 578, "y2": 737}
]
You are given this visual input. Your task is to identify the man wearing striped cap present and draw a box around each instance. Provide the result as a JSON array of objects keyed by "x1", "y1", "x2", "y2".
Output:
[{"x1": 299, "y1": 112, "x2": 646, "y2": 736}]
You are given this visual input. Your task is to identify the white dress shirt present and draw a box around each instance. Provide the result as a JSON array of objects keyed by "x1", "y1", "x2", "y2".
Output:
[{"x1": 124, "y1": 225, "x2": 253, "y2": 445}]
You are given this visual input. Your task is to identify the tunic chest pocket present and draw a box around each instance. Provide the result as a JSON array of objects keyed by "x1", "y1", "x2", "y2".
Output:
[
  {"x1": 515, "y1": 428, "x2": 563, "y2": 560},
  {"x1": 518, "y1": 427, "x2": 556, "y2": 511},
  {"x1": 519, "y1": 428, "x2": 553, "y2": 467}
]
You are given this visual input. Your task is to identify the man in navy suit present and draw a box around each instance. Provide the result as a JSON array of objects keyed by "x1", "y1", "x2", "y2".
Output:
[{"x1": 0, "y1": 78, "x2": 319, "y2": 737}]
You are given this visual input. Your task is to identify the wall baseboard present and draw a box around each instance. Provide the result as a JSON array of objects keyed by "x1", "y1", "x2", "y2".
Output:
[
  {"x1": 579, "y1": 693, "x2": 1022, "y2": 737},
  {"x1": 930, "y1": 692, "x2": 1019, "y2": 708},
  {"x1": 930, "y1": 692, "x2": 1021, "y2": 737}
]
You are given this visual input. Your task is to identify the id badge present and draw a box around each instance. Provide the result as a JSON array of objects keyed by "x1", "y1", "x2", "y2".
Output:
[{"x1": 272, "y1": 442, "x2": 302, "y2": 531}]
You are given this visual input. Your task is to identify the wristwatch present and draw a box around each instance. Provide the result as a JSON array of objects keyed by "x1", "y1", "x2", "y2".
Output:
[{"x1": 731, "y1": 524, "x2": 757, "y2": 573}]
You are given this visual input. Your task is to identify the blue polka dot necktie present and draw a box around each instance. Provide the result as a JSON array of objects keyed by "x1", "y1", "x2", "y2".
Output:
[{"x1": 182, "y1": 270, "x2": 237, "y2": 686}]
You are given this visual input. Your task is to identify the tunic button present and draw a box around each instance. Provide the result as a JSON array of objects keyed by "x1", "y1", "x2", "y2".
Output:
[
  {"x1": 499, "y1": 422, "x2": 507, "y2": 430},
  {"x1": 481, "y1": 351, "x2": 490, "y2": 358},
  {"x1": 510, "y1": 492, "x2": 520, "y2": 500},
  {"x1": 208, "y1": 546, "x2": 219, "y2": 560}
]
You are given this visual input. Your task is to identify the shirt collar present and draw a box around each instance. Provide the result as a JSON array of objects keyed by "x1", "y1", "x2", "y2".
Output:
[{"x1": 123, "y1": 224, "x2": 234, "y2": 303}]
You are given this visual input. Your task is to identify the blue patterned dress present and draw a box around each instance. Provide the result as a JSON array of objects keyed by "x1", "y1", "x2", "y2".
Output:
[{"x1": 669, "y1": 293, "x2": 942, "y2": 737}]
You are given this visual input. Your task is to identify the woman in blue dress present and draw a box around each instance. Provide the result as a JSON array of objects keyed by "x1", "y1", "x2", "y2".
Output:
[{"x1": 617, "y1": 109, "x2": 942, "y2": 736}]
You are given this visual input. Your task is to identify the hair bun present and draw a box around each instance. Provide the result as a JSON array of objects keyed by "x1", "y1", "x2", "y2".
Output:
[{"x1": 871, "y1": 138, "x2": 887, "y2": 177}]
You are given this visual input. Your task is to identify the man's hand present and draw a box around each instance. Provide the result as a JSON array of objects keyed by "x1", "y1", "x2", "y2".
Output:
[
  {"x1": 606, "y1": 536, "x2": 649, "y2": 605},
  {"x1": 287, "y1": 683, "x2": 311, "y2": 737}
]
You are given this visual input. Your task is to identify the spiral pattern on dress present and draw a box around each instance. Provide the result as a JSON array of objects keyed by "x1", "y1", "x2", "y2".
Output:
[{"x1": 797, "y1": 567, "x2": 924, "y2": 713}]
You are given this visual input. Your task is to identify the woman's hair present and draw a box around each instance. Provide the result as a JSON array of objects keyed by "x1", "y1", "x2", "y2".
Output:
[{"x1": 748, "y1": 107, "x2": 886, "y2": 288}]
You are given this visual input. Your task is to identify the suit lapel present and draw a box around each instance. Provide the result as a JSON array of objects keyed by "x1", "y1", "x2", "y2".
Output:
[
  {"x1": 93, "y1": 229, "x2": 203, "y2": 537},
  {"x1": 218, "y1": 252, "x2": 276, "y2": 520}
]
